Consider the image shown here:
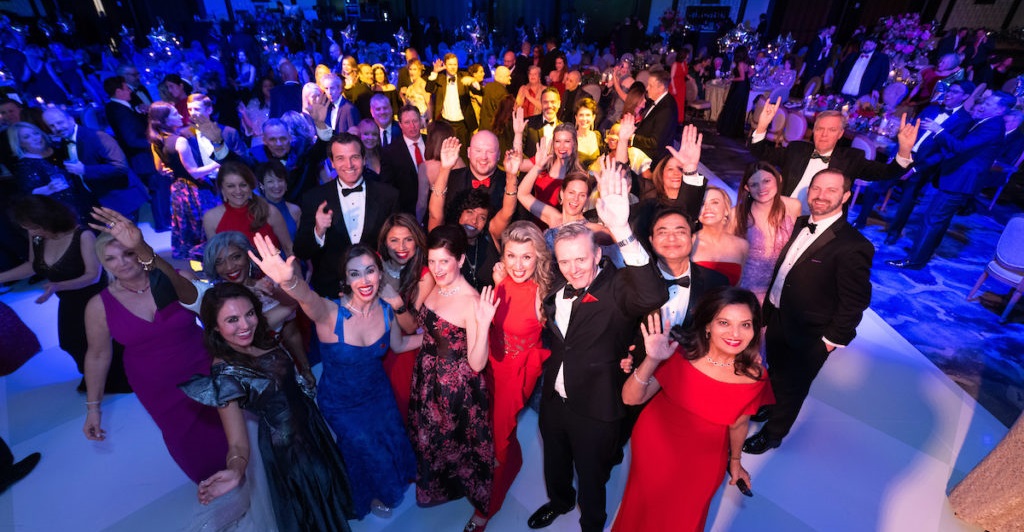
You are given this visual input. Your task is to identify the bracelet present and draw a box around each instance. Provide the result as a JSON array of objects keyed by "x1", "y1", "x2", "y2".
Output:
[
  {"x1": 504, "y1": 189, "x2": 517, "y2": 196},
  {"x1": 137, "y1": 254, "x2": 155, "y2": 271},
  {"x1": 616, "y1": 233, "x2": 637, "y2": 248},
  {"x1": 431, "y1": 186, "x2": 447, "y2": 197},
  {"x1": 729, "y1": 457, "x2": 742, "y2": 461},
  {"x1": 227, "y1": 455, "x2": 248, "y2": 468},
  {"x1": 682, "y1": 170, "x2": 700, "y2": 176},
  {"x1": 632, "y1": 371, "x2": 651, "y2": 386},
  {"x1": 283, "y1": 277, "x2": 301, "y2": 291},
  {"x1": 85, "y1": 400, "x2": 101, "y2": 405}
]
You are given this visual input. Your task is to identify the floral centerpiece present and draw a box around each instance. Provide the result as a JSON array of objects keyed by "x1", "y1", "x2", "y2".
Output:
[{"x1": 878, "y1": 13, "x2": 936, "y2": 67}]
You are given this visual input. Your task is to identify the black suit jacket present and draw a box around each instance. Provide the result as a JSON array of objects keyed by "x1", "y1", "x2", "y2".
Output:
[
  {"x1": 105, "y1": 101, "x2": 156, "y2": 177},
  {"x1": 294, "y1": 177, "x2": 400, "y2": 297},
  {"x1": 524, "y1": 115, "x2": 562, "y2": 158},
  {"x1": 763, "y1": 216, "x2": 873, "y2": 347},
  {"x1": 479, "y1": 82, "x2": 509, "y2": 132},
  {"x1": 444, "y1": 167, "x2": 507, "y2": 216},
  {"x1": 834, "y1": 52, "x2": 890, "y2": 97},
  {"x1": 378, "y1": 122, "x2": 402, "y2": 148},
  {"x1": 425, "y1": 72, "x2": 478, "y2": 131},
  {"x1": 750, "y1": 138, "x2": 908, "y2": 196},
  {"x1": 379, "y1": 135, "x2": 422, "y2": 214},
  {"x1": 269, "y1": 82, "x2": 303, "y2": 119},
  {"x1": 913, "y1": 106, "x2": 972, "y2": 170},
  {"x1": 935, "y1": 116, "x2": 1006, "y2": 195},
  {"x1": 632, "y1": 94, "x2": 679, "y2": 165},
  {"x1": 68, "y1": 126, "x2": 148, "y2": 214},
  {"x1": 541, "y1": 258, "x2": 668, "y2": 422}
]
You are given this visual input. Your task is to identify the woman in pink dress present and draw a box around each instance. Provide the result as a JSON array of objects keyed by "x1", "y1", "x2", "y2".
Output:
[{"x1": 734, "y1": 162, "x2": 801, "y2": 303}]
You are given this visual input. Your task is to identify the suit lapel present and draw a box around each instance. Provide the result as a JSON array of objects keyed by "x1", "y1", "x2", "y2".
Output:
[
  {"x1": 363, "y1": 179, "x2": 382, "y2": 238},
  {"x1": 767, "y1": 216, "x2": 807, "y2": 287},
  {"x1": 793, "y1": 223, "x2": 836, "y2": 269},
  {"x1": 543, "y1": 288, "x2": 564, "y2": 342}
]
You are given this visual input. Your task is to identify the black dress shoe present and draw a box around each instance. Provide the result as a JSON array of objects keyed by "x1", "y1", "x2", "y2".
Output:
[
  {"x1": 750, "y1": 405, "x2": 772, "y2": 423},
  {"x1": 743, "y1": 431, "x2": 781, "y2": 455},
  {"x1": 883, "y1": 233, "x2": 900, "y2": 246},
  {"x1": 885, "y1": 259, "x2": 925, "y2": 270},
  {"x1": 528, "y1": 502, "x2": 572, "y2": 529},
  {"x1": 0, "y1": 452, "x2": 41, "y2": 495}
]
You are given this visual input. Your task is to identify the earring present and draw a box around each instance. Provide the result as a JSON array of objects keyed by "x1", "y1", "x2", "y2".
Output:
[{"x1": 705, "y1": 330, "x2": 711, "y2": 339}]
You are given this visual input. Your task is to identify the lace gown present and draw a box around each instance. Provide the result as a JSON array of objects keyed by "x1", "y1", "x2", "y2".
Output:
[
  {"x1": 181, "y1": 347, "x2": 355, "y2": 531},
  {"x1": 317, "y1": 301, "x2": 416, "y2": 519},
  {"x1": 738, "y1": 216, "x2": 795, "y2": 302},
  {"x1": 408, "y1": 306, "x2": 494, "y2": 514}
]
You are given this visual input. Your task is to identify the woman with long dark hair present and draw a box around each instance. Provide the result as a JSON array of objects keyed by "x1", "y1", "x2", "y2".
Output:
[
  {"x1": 716, "y1": 45, "x2": 751, "y2": 138},
  {"x1": 202, "y1": 161, "x2": 293, "y2": 256},
  {"x1": 734, "y1": 162, "x2": 801, "y2": 303},
  {"x1": 614, "y1": 287, "x2": 773, "y2": 531}
]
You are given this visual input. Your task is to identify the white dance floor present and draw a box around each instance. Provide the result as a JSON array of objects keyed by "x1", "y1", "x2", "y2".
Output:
[{"x1": 0, "y1": 213, "x2": 1004, "y2": 531}]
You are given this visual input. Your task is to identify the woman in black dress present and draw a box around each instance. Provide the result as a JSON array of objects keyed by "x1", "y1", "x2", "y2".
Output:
[
  {"x1": 6, "y1": 122, "x2": 95, "y2": 225},
  {"x1": 716, "y1": 46, "x2": 751, "y2": 138}
]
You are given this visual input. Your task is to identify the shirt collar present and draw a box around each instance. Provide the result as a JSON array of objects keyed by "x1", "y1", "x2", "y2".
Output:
[
  {"x1": 337, "y1": 176, "x2": 365, "y2": 191},
  {"x1": 658, "y1": 261, "x2": 691, "y2": 279},
  {"x1": 110, "y1": 98, "x2": 132, "y2": 108},
  {"x1": 808, "y1": 209, "x2": 844, "y2": 230}
]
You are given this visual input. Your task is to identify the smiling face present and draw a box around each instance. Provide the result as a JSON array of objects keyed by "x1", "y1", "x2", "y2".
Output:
[
  {"x1": 699, "y1": 189, "x2": 730, "y2": 227},
  {"x1": 705, "y1": 303, "x2": 755, "y2": 358},
  {"x1": 502, "y1": 240, "x2": 538, "y2": 284},
  {"x1": 555, "y1": 234, "x2": 601, "y2": 290},
  {"x1": 812, "y1": 115, "x2": 843, "y2": 154},
  {"x1": 807, "y1": 171, "x2": 849, "y2": 218},
  {"x1": 358, "y1": 121, "x2": 380, "y2": 149},
  {"x1": 575, "y1": 107, "x2": 594, "y2": 130},
  {"x1": 219, "y1": 172, "x2": 253, "y2": 208},
  {"x1": 215, "y1": 245, "x2": 250, "y2": 283},
  {"x1": 661, "y1": 157, "x2": 685, "y2": 193},
  {"x1": 560, "y1": 179, "x2": 589, "y2": 217},
  {"x1": 552, "y1": 130, "x2": 575, "y2": 160},
  {"x1": 385, "y1": 225, "x2": 416, "y2": 265},
  {"x1": 331, "y1": 140, "x2": 365, "y2": 186},
  {"x1": 468, "y1": 132, "x2": 498, "y2": 178},
  {"x1": 260, "y1": 171, "x2": 288, "y2": 203},
  {"x1": 458, "y1": 207, "x2": 489, "y2": 241},
  {"x1": 541, "y1": 91, "x2": 560, "y2": 122},
  {"x1": 345, "y1": 253, "x2": 380, "y2": 302},
  {"x1": 745, "y1": 169, "x2": 780, "y2": 205},
  {"x1": 215, "y1": 297, "x2": 259, "y2": 349},
  {"x1": 101, "y1": 241, "x2": 145, "y2": 282},
  {"x1": 428, "y1": 246, "x2": 464, "y2": 288},
  {"x1": 17, "y1": 126, "x2": 47, "y2": 154},
  {"x1": 650, "y1": 213, "x2": 693, "y2": 264},
  {"x1": 42, "y1": 110, "x2": 75, "y2": 139},
  {"x1": 371, "y1": 98, "x2": 393, "y2": 128}
]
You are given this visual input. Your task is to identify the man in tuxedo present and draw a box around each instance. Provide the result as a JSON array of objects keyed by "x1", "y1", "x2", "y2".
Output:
[
  {"x1": 834, "y1": 36, "x2": 890, "y2": 99},
  {"x1": 250, "y1": 117, "x2": 330, "y2": 203},
  {"x1": 41, "y1": 108, "x2": 148, "y2": 220},
  {"x1": 117, "y1": 64, "x2": 153, "y2": 110},
  {"x1": 512, "y1": 44, "x2": 533, "y2": 95},
  {"x1": 800, "y1": 26, "x2": 834, "y2": 85},
  {"x1": 479, "y1": 66, "x2": 511, "y2": 132},
  {"x1": 525, "y1": 88, "x2": 562, "y2": 158},
  {"x1": 528, "y1": 171, "x2": 668, "y2": 532},
  {"x1": 888, "y1": 91, "x2": 1013, "y2": 269},
  {"x1": 751, "y1": 101, "x2": 918, "y2": 214},
  {"x1": 855, "y1": 80, "x2": 974, "y2": 234},
  {"x1": 425, "y1": 53, "x2": 478, "y2": 149},
  {"x1": 348, "y1": 63, "x2": 375, "y2": 119},
  {"x1": 743, "y1": 169, "x2": 874, "y2": 454},
  {"x1": 104, "y1": 76, "x2": 167, "y2": 231},
  {"x1": 380, "y1": 105, "x2": 426, "y2": 216},
  {"x1": 630, "y1": 69, "x2": 678, "y2": 166},
  {"x1": 294, "y1": 132, "x2": 399, "y2": 297},
  {"x1": 432, "y1": 130, "x2": 507, "y2": 218},
  {"x1": 184, "y1": 93, "x2": 250, "y2": 165},
  {"x1": 558, "y1": 70, "x2": 584, "y2": 124},
  {"x1": 318, "y1": 73, "x2": 359, "y2": 134},
  {"x1": 540, "y1": 36, "x2": 561, "y2": 78},
  {"x1": 269, "y1": 61, "x2": 303, "y2": 118},
  {"x1": 370, "y1": 94, "x2": 401, "y2": 148}
]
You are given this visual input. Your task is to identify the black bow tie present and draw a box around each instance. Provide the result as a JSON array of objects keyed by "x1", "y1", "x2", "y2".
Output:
[
  {"x1": 806, "y1": 222, "x2": 818, "y2": 234},
  {"x1": 448, "y1": 76, "x2": 456, "y2": 83},
  {"x1": 664, "y1": 275, "x2": 690, "y2": 288},
  {"x1": 810, "y1": 151, "x2": 831, "y2": 164},
  {"x1": 544, "y1": 120, "x2": 555, "y2": 127},
  {"x1": 563, "y1": 285, "x2": 586, "y2": 299},
  {"x1": 860, "y1": 53, "x2": 871, "y2": 59},
  {"x1": 341, "y1": 184, "x2": 364, "y2": 196}
]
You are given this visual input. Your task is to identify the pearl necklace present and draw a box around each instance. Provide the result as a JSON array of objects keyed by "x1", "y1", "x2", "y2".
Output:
[
  {"x1": 437, "y1": 285, "x2": 460, "y2": 297},
  {"x1": 705, "y1": 356, "x2": 733, "y2": 367}
]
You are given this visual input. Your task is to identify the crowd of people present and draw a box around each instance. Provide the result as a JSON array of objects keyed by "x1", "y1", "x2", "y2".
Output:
[{"x1": 0, "y1": 6, "x2": 1021, "y2": 531}]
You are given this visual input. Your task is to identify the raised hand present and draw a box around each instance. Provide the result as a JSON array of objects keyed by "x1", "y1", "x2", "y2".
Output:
[
  {"x1": 439, "y1": 137, "x2": 461, "y2": 170},
  {"x1": 379, "y1": 282, "x2": 403, "y2": 309},
  {"x1": 249, "y1": 233, "x2": 298, "y2": 286},
  {"x1": 432, "y1": 58, "x2": 444, "y2": 73},
  {"x1": 640, "y1": 313, "x2": 678, "y2": 362},
  {"x1": 535, "y1": 135, "x2": 551, "y2": 166},
  {"x1": 492, "y1": 262, "x2": 507, "y2": 285},
  {"x1": 198, "y1": 469, "x2": 243, "y2": 505},
  {"x1": 667, "y1": 124, "x2": 703, "y2": 173},
  {"x1": 756, "y1": 97, "x2": 782, "y2": 134},
  {"x1": 476, "y1": 285, "x2": 500, "y2": 326},
  {"x1": 596, "y1": 160, "x2": 631, "y2": 231},
  {"x1": 618, "y1": 113, "x2": 636, "y2": 141},
  {"x1": 90, "y1": 206, "x2": 145, "y2": 250},
  {"x1": 503, "y1": 149, "x2": 523, "y2": 176},
  {"x1": 314, "y1": 201, "x2": 333, "y2": 237},
  {"x1": 307, "y1": 90, "x2": 329, "y2": 126},
  {"x1": 512, "y1": 106, "x2": 526, "y2": 135},
  {"x1": 896, "y1": 113, "x2": 921, "y2": 158}
]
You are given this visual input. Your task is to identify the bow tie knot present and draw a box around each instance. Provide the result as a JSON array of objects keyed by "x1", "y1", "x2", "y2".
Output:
[
  {"x1": 860, "y1": 53, "x2": 872, "y2": 59},
  {"x1": 806, "y1": 222, "x2": 819, "y2": 234},
  {"x1": 563, "y1": 285, "x2": 587, "y2": 299},
  {"x1": 341, "y1": 184, "x2": 364, "y2": 196},
  {"x1": 544, "y1": 120, "x2": 555, "y2": 127},
  {"x1": 664, "y1": 275, "x2": 690, "y2": 288},
  {"x1": 471, "y1": 177, "x2": 491, "y2": 189},
  {"x1": 810, "y1": 151, "x2": 831, "y2": 164}
]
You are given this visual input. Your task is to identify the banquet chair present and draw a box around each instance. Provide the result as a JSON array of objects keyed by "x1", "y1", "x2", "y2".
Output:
[
  {"x1": 765, "y1": 109, "x2": 788, "y2": 144},
  {"x1": 783, "y1": 112, "x2": 807, "y2": 145},
  {"x1": 850, "y1": 135, "x2": 877, "y2": 207},
  {"x1": 985, "y1": 150, "x2": 1024, "y2": 210},
  {"x1": 967, "y1": 216, "x2": 1024, "y2": 322},
  {"x1": 581, "y1": 84, "x2": 602, "y2": 104},
  {"x1": 685, "y1": 76, "x2": 711, "y2": 121},
  {"x1": 882, "y1": 82, "x2": 909, "y2": 108},
  {"x1": 803, "y1": 76, "x2": 821, "y2": 98},
  {"x1": 769, "y1": 85, "x2": 792, "y2": 105}
]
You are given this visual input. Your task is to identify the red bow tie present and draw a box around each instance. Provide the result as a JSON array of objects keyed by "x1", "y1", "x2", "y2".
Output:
[{"x1": 472, "y1": 177, "x2": 491, "y2": 189}]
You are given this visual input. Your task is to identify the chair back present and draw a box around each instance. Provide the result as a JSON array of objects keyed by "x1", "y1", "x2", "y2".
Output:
[
  {"x1": 996, "y1": 217, "x2": 1024, "y2": 269},
  {"x1": 803, "y1": 76, "x2": 820, "y2": 98},
  {"x1": 1001, "y1": 78, "x2": 1018, "y2": 94},
  {"x1": 769, "y1": 86, "x2": 791, "y2": 104},
  {"x1": 851, "y1": 135, "x2": 876, "y2": 160},
  {"x1": 882, "y1": 82, "x2": 908, "y2": 108},
  {"x1": 685, "y1": 76, "x2": 699, "y2": 103},
  {"x1": 784, "y1": 112, "x2": 807, "y2": 143},
  {"x1": 581, "y1": 84, "x2": 601, "y2": 103},
  {"x1": 766, "y1": 109, "x2": 787, "y2": 139}
]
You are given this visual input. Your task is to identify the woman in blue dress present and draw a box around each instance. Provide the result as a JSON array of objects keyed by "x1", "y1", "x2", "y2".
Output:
[{"x1": 249, "y1": 235, "x2": 421, "y2": 519}]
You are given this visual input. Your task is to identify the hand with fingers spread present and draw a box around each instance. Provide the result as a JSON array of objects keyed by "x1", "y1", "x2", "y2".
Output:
[
  {"x1": 534, "y1": 135, "x2": 551, "y2": 166},
  {"x1": 896, "y1": 113, "x2": 921, "y2": 159},
  {"x1": 308, "y1": 91, "x2": 329, "y2": 127},
  {"x1": 618, "y1": 113, "x2": 637, "y2": 141},
  {"x1": 90, "y1": 206, "x2": 145, "y2": 251},
  {"x1": 640, "y1": 313, "x2": 678, "y2": 362},
  {"x1": 512, "y1": 106, "x2": 526, "y2": 135},
  {"x1": 314, "y1": 201, "x2": 333, "y2": 239},
  {"x1": 476, "y1": 285, "x2": 500, "y2": 327},
  {"x1": 249, "y1": 233, "x2": 298, "y2": 286},
  {"x1": 439, "y1": 137, "x2": 461, "y2": 170},
  {"x1": 432, "y1": 58, "x2": 444, "y2": 73},
  {"x1": 667, "y1": 124, "x2": 703, "y2": 173},
  {"x1": 596, "y1": 162, "x2": 631, "y2": 232},
  {"x1": 503, "y1": 149, "x2": 523, "y2": 176},
  {"x1": 755, "y1": 97, "x2": 782, "y2": 135}
]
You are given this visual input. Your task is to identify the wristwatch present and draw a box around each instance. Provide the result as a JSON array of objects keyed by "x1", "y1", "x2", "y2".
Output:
[{"x1": 616, "y1": 234, "x2": 637, "y2": 248}]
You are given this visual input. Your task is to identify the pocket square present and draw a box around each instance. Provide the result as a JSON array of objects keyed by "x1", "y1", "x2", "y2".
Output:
[
  {"x1": 582, "y1": 293, "x2": 599, "y2": 303},
  {"x1": 810, "y1": 259, "x2": 822, "y2": 263}
]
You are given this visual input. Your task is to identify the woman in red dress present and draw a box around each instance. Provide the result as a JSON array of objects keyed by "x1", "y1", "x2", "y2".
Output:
[
  {"x1": 670, "y1": 48, "x2": 691, "y2": 124},
  {"x1": 202, "y1": 161, "x2": 293, "y2": 256},
  {"x1": 613, "y1": 287, "x2": 773, "y2": 532},
  {"x1": 466, "y1": 221, "x2": 554, "y2": 531},
  {"x1": 692, "y1": 186, "x2": 749, "y2": 285}
]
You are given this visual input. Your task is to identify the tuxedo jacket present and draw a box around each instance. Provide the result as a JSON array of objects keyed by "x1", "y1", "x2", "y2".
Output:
[
  {"x1": 379, "y1": 135, "x2": 423, "y2": 214},
  {"x1": 524, "y1": 115, "x2": 562, "y2": 158},
  {"x1": 424, "y1": 72, "x2": 478, "y2": 131},
  {"x1": 105, "y1": 101, "x2": 156, "y2": 176},
  {"x1": 128, "y1": 84, "x2": 153, "y2": 109},
  {"x1": 750, "y1": 138, "x2": 907, "y2": 196},
  {"x1": 934, "y1": 115, "x2": 1006, "y2": 195},
  {"x1": 763, "y1": 216, "x2": 874, "y2": 347},
  {"x1": 478, "y1": 82, "x2": 509, "y2": 132},
  {"x1": 541, "y1": 258, "x2": 668, "y2": 422},
  {"x1": 802, "y1": 36, "x2": 832, "y2": 81},
  {"x1": 328, "y1": 98, "x2": 360, "y2": 134},
  {"x1": 632, "y1": 94, "x2": 679, "y2": 165},
  {"x1": 443, "y1": 167, "x2": 507, "y2": 216},
  {"x1": 378, "y1": 122, "x2": 402, "y2": 148},
  {"x1": 294, "y1": 177, "x2": 400, "y2": 297},
  {"x1": 66, "y1": 126, "x2": 148, "y2": 214},
  {"x1": 833, "y1": 52, "x2": 890, "y2": 97},
  {"x1": 269, "y1": 82, "x2": 303, "y2": 119},
  {"x1": 913, "y1": 105, "x2": 973, "y2": 170}
]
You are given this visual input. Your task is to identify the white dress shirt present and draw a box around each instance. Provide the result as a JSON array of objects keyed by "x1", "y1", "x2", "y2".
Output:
[
  {"x1": 913, "y1": 106, "x2": 959, "y2": 152},
  {"x1": 842, "y1": 52, "x2": 873, "y2": 96},
  {"x1": 659, "y1": 263, "x2": 693, "y2": 328},
  {"x1": 314, "y1": 177, "x2": 366, "y2": 247}
]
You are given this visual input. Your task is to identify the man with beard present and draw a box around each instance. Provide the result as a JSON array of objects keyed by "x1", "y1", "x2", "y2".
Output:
[{"x1": 743, "y1": 169, "x2": 874, "y2": 454}]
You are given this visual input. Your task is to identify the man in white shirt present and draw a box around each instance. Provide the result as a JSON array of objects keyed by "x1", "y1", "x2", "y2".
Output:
[
  {"x1": 370, "y1": 93, "x2": 400, "y2": 148},
  {"x1": 425, "y1": 53, "x2": 477, "y2": 148},
  {"x1": 743, "y1": 169, "x2": 874, "y2": 454},
  {"x1": 318, "y1": 73, "x2": 359, "y2": 134},
  {"x1": 834, "y1": 36, "x2": 890, "y2": 99},
  {"x1": 380, "y1": 104, "x2": 426, "y2": 215}
]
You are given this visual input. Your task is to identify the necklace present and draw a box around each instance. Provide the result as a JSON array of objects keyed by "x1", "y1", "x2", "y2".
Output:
[
  {"x1": 437, "y1": 285, "x2": 460, "y2": 297},
  {"x1": 383, "y1": 261, "x2": 402, "y2": 279},
  {"x1": 705, "y1": 356, "x2": 733, "y2": 367},
  {"x1": 464, "y1": 239, "x2": 482, "y2": 280},
  {"x1": 119, "y1": 279, "x2": 151, "y2": 294},
  {"x1": 344, "y1": 301, "x2": 375, "y2": 318}
]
